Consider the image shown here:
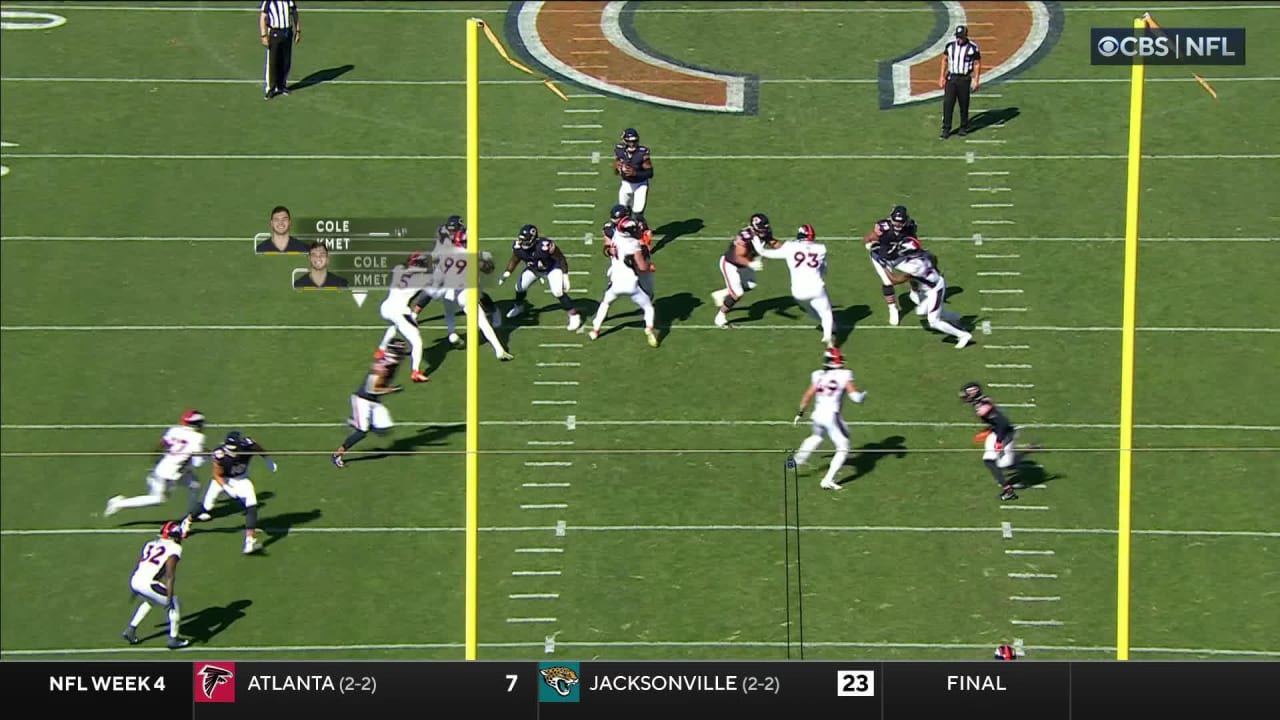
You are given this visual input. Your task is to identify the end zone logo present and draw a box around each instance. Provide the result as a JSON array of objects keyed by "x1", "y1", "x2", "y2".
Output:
[{"x1": 194, "y1": 662, "x2": 236, "y2": 703}]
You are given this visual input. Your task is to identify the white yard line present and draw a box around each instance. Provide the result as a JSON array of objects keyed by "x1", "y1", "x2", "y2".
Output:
[
  {"x1": 4, "y1": 420, "x2": 1275, "y2": 431},
  {"x1": 2, "y1": 235, "x2": 1273, "y2": 244},
  {"x1": 2, "y1": 152, "x2": 1275, "y2": 161},
  {"x1": 2, "y1": 324, "x2": 1276, "y2": 333}
]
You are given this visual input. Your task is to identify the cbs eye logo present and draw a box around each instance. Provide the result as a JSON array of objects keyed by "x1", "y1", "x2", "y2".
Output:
[{"x1": 1097, "y1": 35, "x2": 1121, "y2": 57}]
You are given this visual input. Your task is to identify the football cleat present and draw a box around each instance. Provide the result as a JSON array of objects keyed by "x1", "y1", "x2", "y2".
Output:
[
  {"x1": 506, "y1": 302, "x2": 526, "y2": 319},
  {"x1": 823, "y1": 348, "x2": 844, "y2": 369},
  {"x1": 195, "y1": 512, "x2": 213, "y2": 522},
  {"x1": 820, "y1": 480, "x2": 842, "y2": 491},
  {"x1": 956, "y1": 333, "x2": 973, "y2": 349},
  {"x1": 1000, "y1": 485, "x2": 1019, "y2": 502},
  {"x1": 411, "y1": 370, "x2": 430, "y2": 383},
  {"x1": 646, "y1": 329, "x2": 659, "y2": 348},
  {"x1": 167, "y1": 637, "x2": 191, "y2": 650},
  {"x1": 448, "y1": 333, "x2": 464, "y2": 349},
  {"x1": 121, "y1": 627, "x2": 139, "y2": 645},
  {"x1": 332, "y1": 453, "x2": 345, "y2": 469},
  {"x1": 498, "y1": 352, "x2": 514, "y2": 362},
  {"x1": 104, "y1": 495, "x2": 124, "y2": 517},
  {"x1": 587, "y1": 329, "x2": 600, "y2": 341},
  {"x1": 567, "y1": 313, "x2": 583, "y2": 332}
]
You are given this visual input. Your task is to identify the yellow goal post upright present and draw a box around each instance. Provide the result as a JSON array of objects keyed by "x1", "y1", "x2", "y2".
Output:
[
  {"x1": 464, "y1": 16, "x2": 481, "y2": 663},
  {"x1": 1115, "y1": 14, "x2": 1147, "y2": 663},
  {"x1": 463, "y1": 16, "x2": 567, "y2": 661}
]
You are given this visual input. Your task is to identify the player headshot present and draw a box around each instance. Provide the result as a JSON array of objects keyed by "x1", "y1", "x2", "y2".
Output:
[
  {"x1": 257, "y1": 205, "x2": 309, "y2": 254},
  {"x1": 294, "y1": 241, "x2": 350, "y2": 289}
]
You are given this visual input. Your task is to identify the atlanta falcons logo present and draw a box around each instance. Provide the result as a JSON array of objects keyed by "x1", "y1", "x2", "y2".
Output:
[{"x1": 199, "y1": 664, "x2": 233, "y2": 699}]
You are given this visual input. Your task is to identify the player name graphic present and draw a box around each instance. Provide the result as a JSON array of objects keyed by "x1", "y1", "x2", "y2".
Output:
[
  {"x1": 49, "y1": 675, "x2": 166, "y2": 692},
  {"x1": 946, "y1": 675, "x2": 1008, "y2": 691},
  {"x1": 587, "y1": 674, "x2": 741, "y2": 692}
]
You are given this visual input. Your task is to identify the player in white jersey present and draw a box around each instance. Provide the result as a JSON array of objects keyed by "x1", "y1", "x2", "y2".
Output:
[
  {"x1": 792, "y1": 349, "x2": 867, "y2": 490},
  {"x1": 432, "y1": 227, "x2": 514, "y2": 361},
  {"x1": 105, "y1": 410, "x2": 207, "y2": 518},
  {"x1": 752, "y1": 224, "x2": 838, "y2": 347},
  {"x1": 121, "y1": 519, "x2": 191, "y2": 649},
  {"x1": 376, "y1": 252, "x2": 433, "y2": 383},
  {"x1": 892, "y1": 245, "x2": 973, "y2": 348},
  {"x1": 588, "y1": 216, "x2": 659, "y2": 347}
]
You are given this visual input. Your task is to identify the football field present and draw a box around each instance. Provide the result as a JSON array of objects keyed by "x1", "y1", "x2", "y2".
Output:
[{"x1": 1, "y1": 1, "x2": 1277, "y2": 662}]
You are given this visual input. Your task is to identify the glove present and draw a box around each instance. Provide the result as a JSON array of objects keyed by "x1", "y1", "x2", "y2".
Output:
[
  {"x1": 498, "y1": 271, "x2": 510, "y2": 286},
  {"x1": 264, "y1": 458, "x2": 277, "y2": 473},
  {"x1": 849, "y1": 391, "x2": 867, "y2": 404},
  {"x1": 748, "y1": 258, "x2": 764, "y2": 271}
]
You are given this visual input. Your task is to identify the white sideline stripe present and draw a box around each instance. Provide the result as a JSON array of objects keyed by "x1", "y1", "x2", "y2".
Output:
[
  {"x1": 522, "y1": 482, "x2": 572, "y2": 488},
  {"x1": 979, "y1": 288, "x2": 1025, "y2": 294},
  {"x1": 976, "y1": 255, "x2": 1021, "y2": 259},
  {"x1": 531, "y1": 400, "x2": 577, "y2": 405},
  {"x1": 3, "y1": 235, "x2": 1274, "y2": 244},
  {"x1": 980, "y1": 307, "x2": 1029, "y2": 312},
  {"x1": 1001, "y1": 505, "x2": 1051, "y2": 511},
  {"x1": 3, "y1": 324, "x2": 1277, "y2": 334},
  {"x1": 977, "y1": 271, "x2": 1023, "y2": 276},
  {"x1": 1011, "y1": 620, "x2": 1065, "y2": 626},
  {"x1": 506, "y1": 617, "x2": 557, "y2": 623},
  {"x1": 1, "y1": 4, "x2": 1275, "y2": 13},
  {"x1": 557, "y1": 171, "x2": 598, "y2": 176},
  {"x1": 1011, "y1": 596, "x2": 1062, "y2": 602},
  {"x1": 971, "y1": 203, "x2": 1014, "y2": 208},
  {"x1": 986, "y1": 363, "x2": 1033, "y2": 369},
  {"x1": 512, "y1": 571, "x2": 561, "y2": 577},
  {"x1": 533, "y1": 381, "x2": 580, "y2": 386},
  {"x1": 524, "y1": 461, "x2": 573, "y2": 467},
  {"x1": 3, "y1": 152, "x2": 1276, "y2": 161},
  {"x1": 526, "y1": 440, "x2": 575, "y2": 446},
  {"x1": 537, "y1": 362, "x2": 581, "y2": 367},
  {"x1": 4, "y1": 420, "x2": 1275, "y2": 432},
  {"x1": 989, "y1": 383, "x2": 1035, "y2": 388},
  {"x1": 5, "y1": 526, "x2": 1275, "y2": 538},
  {"x1": 983, "y1": 345, "x2": 1031, "y2": 349},
  {"x1": 4, "y1": 73, "x2": 1277, "y2": 84},
  {"x1": 4, "y1": 640, "x2": 1276, "y2": 657},
  {"x1": 514, "y1": 548, "x2": 564, "y2": 553},
  {"x1": 1006, "y1": 549, "x2": 1056, "y2": 556},
  {"x1": 1009, "y1": 573, "x2": 1058, "y2": 579},
  {"x1": 510, "y1": 594, "x2": 560, "y2": 600},
  {"x1": 1001, "y1": 403, "x2": 1037, "y2": 408},
  {"x1": 520, "y1": 504, "x2": 569, "y2": 510},
  {"x1": 538, "y1": 343, "x2": 583, "y2": 349},
  {"x1": 969, "y1": 171, "x2": 1010, "y2": 176}
]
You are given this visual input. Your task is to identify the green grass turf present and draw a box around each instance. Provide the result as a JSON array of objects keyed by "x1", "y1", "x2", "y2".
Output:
[{"x1": 1, "y1": 1, "x2": 1277, "y2": 662}]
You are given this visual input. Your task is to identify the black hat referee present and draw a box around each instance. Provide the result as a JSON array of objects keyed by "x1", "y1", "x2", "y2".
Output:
[
  {"x1": 260, "y1": 0, "x2": 300, "y2": 100},
  {"x1": 939, "y1": 25, "x2": 981, "y2": 139}
]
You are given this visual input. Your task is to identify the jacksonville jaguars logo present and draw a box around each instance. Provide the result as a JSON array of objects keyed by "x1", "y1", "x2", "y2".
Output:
[{"x1": 540, "y1": 665, "x2": 580, "y2": 697}]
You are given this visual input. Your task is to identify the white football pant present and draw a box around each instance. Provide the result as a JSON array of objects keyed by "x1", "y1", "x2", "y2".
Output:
[{"x1": 619, "y1": 180, "x2": 649, "y2": 214}]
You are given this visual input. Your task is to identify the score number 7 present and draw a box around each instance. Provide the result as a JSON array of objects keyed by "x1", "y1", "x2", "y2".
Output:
[{"x1": 506, "y1": 674, "x2": 518, "y2": 692}]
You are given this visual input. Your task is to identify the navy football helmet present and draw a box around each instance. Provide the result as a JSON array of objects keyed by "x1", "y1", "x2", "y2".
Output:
[
  {"x1": 749, "y1": 213, "x2": 771, "y2": 236},
  {"x1": 609, "y1": 204, "x2": 630, "y2": 221},
  {"x1": 622, "y1": 128, "x2": 639, "y2": 149},
  {"x1": 517, "y1": 224, "x2": 539, "y2": 249},
  {"x1": 889, "y1": 205, "x2": 910, "y2": 231}
]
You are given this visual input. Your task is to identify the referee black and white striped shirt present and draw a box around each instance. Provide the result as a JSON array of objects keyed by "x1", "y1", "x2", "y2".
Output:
[
  {"x1": 261, "y1": 0, "x2": 297, "y2": 31},
  {"x1": 944, "y1": 35, "x2": 981, "y2": 76}
]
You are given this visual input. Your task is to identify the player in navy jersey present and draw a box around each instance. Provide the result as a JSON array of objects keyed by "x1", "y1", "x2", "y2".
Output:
[
  {"x1": 190, "y1": 431, "x2": 277, "y2": 554},
  {"x1": 499, "y1": 224, "x2": 582, "y2": 332},
  {"x1": 334, "y1": 338, "x2": 408, "y2": 468},
  {"x1": 614, "y1": 128, "x2": 654, "y2": 245}
]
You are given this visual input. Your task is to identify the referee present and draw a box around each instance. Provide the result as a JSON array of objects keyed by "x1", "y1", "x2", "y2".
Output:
[
  {"x1": 939, "y1": 25, "x2": 981, "y2": 139},
  {"x1": 260, "y1": 0, "x2": 300, "y2": 100}
]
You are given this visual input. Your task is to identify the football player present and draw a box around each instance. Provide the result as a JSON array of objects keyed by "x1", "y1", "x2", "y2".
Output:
[
  {"x1": 614, "y1": 128, "x2": 654, "y2": 245},
  {"x1": 604, "y1": 204, "x2": 656, "y2": 292},
  {"x1": 962, "y1": 382, "x2": 1023, "y2": 501},
  {"x1": 892, "y1": 244, "x2": 973, "y2": 348},
  {"x1": 589, "y1": 216, "x2": 658, "y2": 347},
  {"x1": 105, "y1": 410, "x2": 207, "y2": 518},
  {"x1": 499, "y1": 224, "x2": 583, "y2": 332},
  {"x1": 712, "y1": 213, "x2": 777, "y2": 328},
  {"x1": 435, "y1": 224, "x2": 513, "y2": 361},
  {"x1": 792, "y1": 348, "x2": 867, "y2": 490},
  {"x1": 333, "y1": 338, "x2": 407, "y2": 468},
  {"x1": 751, "y1": 224, "x2": 838, "y2": 348},
  {"x1": 863, "y1": 205, "x2": 920, "y2": 326},
  {"x1": 375, "y1": 251, "x2": 433, "y2": 382},
  {"x1": 121, "y1": 519, "x2": 191, "y2": 649},
  {"x1": 191, "y1": 431, "x2": 276, "y2": 555}
]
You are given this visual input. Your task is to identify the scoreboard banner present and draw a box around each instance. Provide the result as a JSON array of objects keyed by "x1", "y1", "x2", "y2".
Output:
[{"x1": 6, "y1": 660, "x2": 1276, "y2": 718}]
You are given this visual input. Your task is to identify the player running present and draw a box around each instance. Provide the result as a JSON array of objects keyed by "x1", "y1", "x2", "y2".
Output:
[
  {"x1": 961, "y1": 383, "x2": 1042, "y2": 501},
  {"x1": 751, "y1": 224, "x2": 838, "y2": 348},
  {"x1": 892, "y1": 244, "x2": 973, "y2": 348},
  {"x1": 792, "y1": 348, "x2": 867, "y2": 490},
  {"x1": 500, "y1": 224, "x2": 583, "y2": 332},
  {"x1": 589, "y1": 215, "x2": 658, "y2": 347},
  {"x1": 105, "y1": 410, "x2": 207, "y2": 518},
  {"x1": 333, "y1": 338, "x2": 407, "y2": 468},
  {"x1": 121, "y1": 519, "x2": 191, "y2": 649},
  {"x1": 863, "y1": 205, "x2": 919, "y2": 326},
  {"x1": 712, "y1": 213, "x2": 777, "y2": 328},
  {"x1": 191, "y1": 431, "x2": 276, "y2": 555},
  {"x1": 375, "y1": 251, "x2": 433, "y2": 383}
]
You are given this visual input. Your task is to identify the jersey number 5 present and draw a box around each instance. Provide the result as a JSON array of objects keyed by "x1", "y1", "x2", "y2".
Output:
[{"x1": 792, "y1": 252, "x2": 821, "y2": 269}]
